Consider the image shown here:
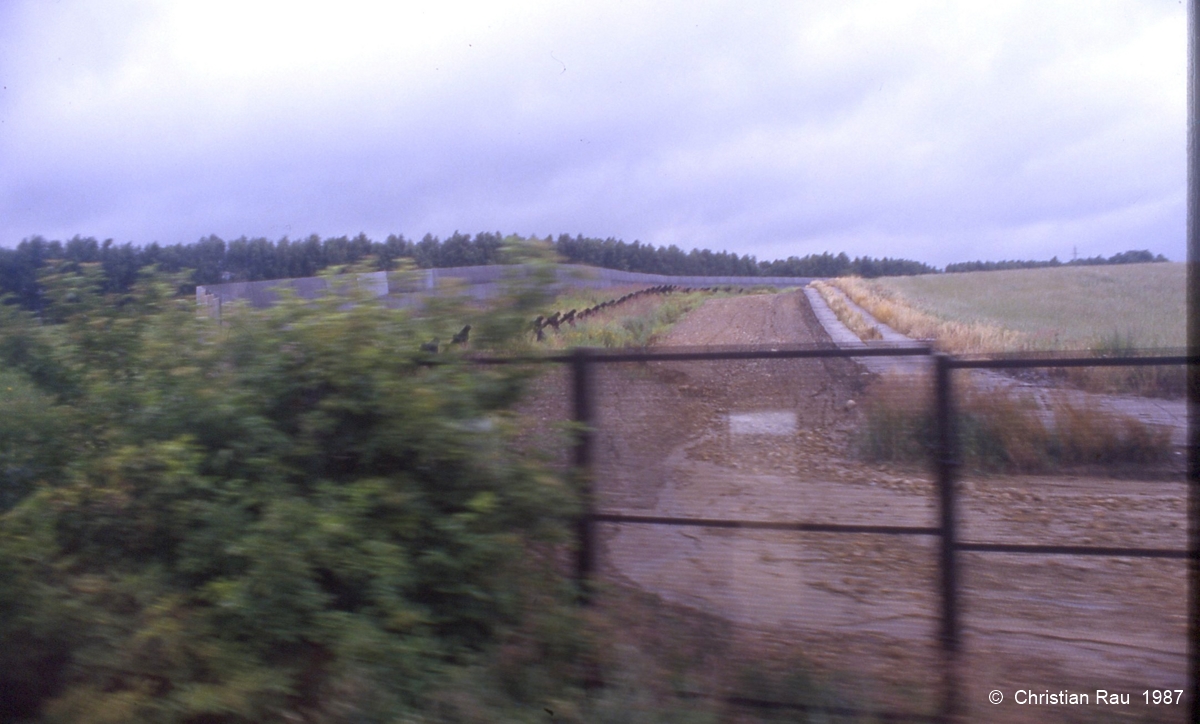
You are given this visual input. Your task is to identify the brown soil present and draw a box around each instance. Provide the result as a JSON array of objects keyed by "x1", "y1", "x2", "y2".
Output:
[{"x1": 574, "y1": 290, "x2": 1188, "y2": 723}]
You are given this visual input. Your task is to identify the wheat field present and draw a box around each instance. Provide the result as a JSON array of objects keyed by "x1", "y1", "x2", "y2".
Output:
[{"x1": 853, "y1": 262, "x2": 1184, "y2": 351}]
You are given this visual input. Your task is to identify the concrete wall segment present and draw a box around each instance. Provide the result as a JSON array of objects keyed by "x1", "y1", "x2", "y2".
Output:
[{"x1": 196, "y1": 264, "x2": 817, "y2": 314}]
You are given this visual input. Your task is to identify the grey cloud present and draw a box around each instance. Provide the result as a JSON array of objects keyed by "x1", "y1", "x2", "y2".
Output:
[{"x1": 0, "y1": 0, "x2": 1185, "y2": 266}]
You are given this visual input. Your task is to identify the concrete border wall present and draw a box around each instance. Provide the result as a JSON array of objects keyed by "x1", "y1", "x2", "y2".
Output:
[{"x1": 196, "y1": 264, "x2": 815, "y2": 312}]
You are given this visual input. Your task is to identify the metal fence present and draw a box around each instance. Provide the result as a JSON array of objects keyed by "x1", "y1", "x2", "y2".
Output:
[{"x1": 476, "y1": 344, "x2": 1195, "y2": 723}]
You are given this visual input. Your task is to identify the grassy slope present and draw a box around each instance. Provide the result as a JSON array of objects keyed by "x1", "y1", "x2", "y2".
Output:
[{"x1": 872, "y1": 263, "x2": 1184, "y2": 349}]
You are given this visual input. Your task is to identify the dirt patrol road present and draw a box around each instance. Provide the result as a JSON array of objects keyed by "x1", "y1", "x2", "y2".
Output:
[{"x1": 589, "y1": 289, "x2": 1186, "y2": 723}]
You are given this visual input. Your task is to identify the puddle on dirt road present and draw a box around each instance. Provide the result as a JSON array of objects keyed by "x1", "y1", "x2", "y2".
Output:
[{"x1": 727, "y1": 410, "x2": 797, "y2": 435}]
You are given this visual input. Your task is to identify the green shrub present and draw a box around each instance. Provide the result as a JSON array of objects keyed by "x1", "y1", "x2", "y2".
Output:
[{"x1": 0, "y1": 262, "x2": 582, "y2": 722}]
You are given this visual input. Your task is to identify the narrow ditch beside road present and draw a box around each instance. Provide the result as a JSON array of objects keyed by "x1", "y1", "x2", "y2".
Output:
[{"x1": 810, "y1": 283, "x2": 1186, "y2": 446}]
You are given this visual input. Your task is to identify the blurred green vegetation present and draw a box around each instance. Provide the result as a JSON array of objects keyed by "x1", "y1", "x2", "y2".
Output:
[
  {"x1": 0, "y1": 255, "x2": 608, "y2": 722},
  {"x1": 0, "y1": 253, "x2": 893, "y2": 722}
]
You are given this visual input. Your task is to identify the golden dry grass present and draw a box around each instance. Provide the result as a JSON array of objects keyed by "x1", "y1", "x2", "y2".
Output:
[
  {"x1": 829, "y1": 276, "x2": 1026, "y2": 354},
  {"x1": 827, "y1": 265, "x2": 1184, "y2": 396},
  {"x1": 859, "y1": 374, "x2": 1173, "y2": 471},
  {"x1": 809, "y1": 281, "x2": 882, "y2": 341}
]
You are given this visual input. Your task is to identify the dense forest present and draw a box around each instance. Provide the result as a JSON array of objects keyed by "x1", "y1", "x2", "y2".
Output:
[{"x1": 0, "y1": 232, "x2": 1170, "y2": 311}]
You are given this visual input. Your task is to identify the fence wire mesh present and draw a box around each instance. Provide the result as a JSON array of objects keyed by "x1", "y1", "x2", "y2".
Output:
[
  {"x1": 499, "y1": 348, "x2": 1190, "y2": 720},
  {"x1": 509, "y1": 348, "x2": 1190, "y2": 722},
  {"x1": 586, "y1": 353, "x2": 944, "y2": 719},
  {"x1": 948, "y1": 360, "x2": 1188, "y2": 723}
]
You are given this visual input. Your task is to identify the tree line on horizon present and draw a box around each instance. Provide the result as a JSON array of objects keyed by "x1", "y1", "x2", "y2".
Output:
[
  {"x1": 0, "y1": 232, "x2": 1169, "y2": 310},
  {"x1": 943, "y1": 249, "x2": 1168, "y2": 273}
]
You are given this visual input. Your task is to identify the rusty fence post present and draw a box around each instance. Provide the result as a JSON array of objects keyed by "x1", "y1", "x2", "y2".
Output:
[
  {"x1": 934, "y1": 353, "x2": 961, "y2": 721},
  {"x1": 571, "y1": 347, "x2": 596, "y2": 602}
]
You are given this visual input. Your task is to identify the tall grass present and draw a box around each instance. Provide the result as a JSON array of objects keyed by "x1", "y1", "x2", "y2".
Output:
[
  {"x1": 830, "y1": 264, "x2": 1187, "y2": 354},
  {"x1": 858, "y1": 375, "x2": 1174, "y2": 472},
  {"x1": 828, "y1": 274, "x2": 1184, "y2": 397},
  {"x1": 1060, "y1": 329, "x2": 1187, "y2": 399},
  {"x1": 828, "y1": 277, "x2": 1026, "y2": 354}
]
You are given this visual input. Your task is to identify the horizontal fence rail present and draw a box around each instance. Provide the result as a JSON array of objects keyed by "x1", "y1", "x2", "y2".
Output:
[
  {"x1": 592, "y1": 512, "x2": 941, "y2": 536},
  {"x1": 950, "y1": 353, "x2": 1194, "y2": 369},
  {"x1": 465, "y1": 344, "x2": 933, "y2": 365},
  {"x1": 954, "y1": 542, "x2": 1192, "y2": 558},
  {"x1": 463, "y1": 345, "x2": 1194, "y2": 366}
]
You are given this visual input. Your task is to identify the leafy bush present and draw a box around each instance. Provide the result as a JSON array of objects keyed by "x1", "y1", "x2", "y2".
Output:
[{"x1": 0, "y1": 262, "x2": 585, "y2": 722}]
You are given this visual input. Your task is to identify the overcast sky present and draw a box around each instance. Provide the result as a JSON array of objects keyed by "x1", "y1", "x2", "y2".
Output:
[{"x1": 0, "y1": 0, "x2": 1186, "y2": 266}]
